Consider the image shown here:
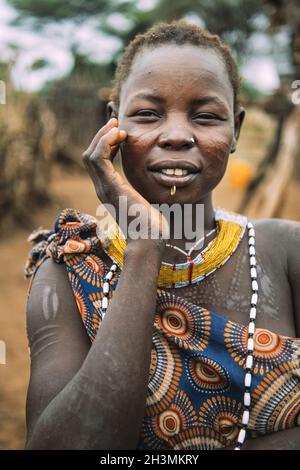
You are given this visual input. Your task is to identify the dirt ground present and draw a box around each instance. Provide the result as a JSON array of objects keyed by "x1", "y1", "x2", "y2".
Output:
[{"x1": 1, "y1": 115, "x2": 300, "y2": 449}]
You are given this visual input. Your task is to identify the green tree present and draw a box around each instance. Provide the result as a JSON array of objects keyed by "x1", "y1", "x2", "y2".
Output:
[
  {"x1": 8, "y1": 0, "x2": 262, "y2": 52},
  {"x1": 6, "y1": 0, "x2": 265, "y2": 102}
]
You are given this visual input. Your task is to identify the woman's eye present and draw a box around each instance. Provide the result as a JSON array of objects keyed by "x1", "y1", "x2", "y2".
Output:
[
  {"x1": 194, "y1": 113, "x2": 219, "y2": 120},
  {"x1": 134, "y1": 110, "x2": 159, "y2": 118}
]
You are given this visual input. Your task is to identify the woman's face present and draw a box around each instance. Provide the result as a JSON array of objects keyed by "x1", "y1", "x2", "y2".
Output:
[{"x1": 114, "y1": 44, "x2": 244, "y2": 205}]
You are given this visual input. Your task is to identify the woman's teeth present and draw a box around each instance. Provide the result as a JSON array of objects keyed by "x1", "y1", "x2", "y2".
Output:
[{"x1": 160, "y1": 168, "x2": 189, "y2": 176}]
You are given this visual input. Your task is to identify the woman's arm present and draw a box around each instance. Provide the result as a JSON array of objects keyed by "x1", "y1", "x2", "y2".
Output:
[
  {"x1": 224, "y1": 427, "x2": 300, "y2": 450},
  {"x1": 224, "y1": 219, "x2": 300, "y2": 451},
  {"x1": 26, "y1": 239, "x2": 165, "y2": 450},
  {"x1": 286, "y1": 220, "x2": 300, "y2": 336},
  {"x1": 240, "y1": 220, "x2": 300, "y2": 450},
  {"x1": 27, "y1": 117, "x2": 169, "y2": 450},
  {"x1": 241, "y1": 428, "x2": 300, "y2": 450}
]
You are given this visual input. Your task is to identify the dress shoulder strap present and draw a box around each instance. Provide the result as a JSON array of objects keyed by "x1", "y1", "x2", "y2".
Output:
[
  {"x1": 24, "y1": 208, "x2": 108, "y2": 342},
  {"x1": 24, "y1": 207, "x2": 102, "y2": 278}
]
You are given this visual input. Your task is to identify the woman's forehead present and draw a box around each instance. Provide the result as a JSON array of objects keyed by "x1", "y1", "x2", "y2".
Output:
[{"x1": 120, "y1": 44, "x2": 233, "y2": 108}]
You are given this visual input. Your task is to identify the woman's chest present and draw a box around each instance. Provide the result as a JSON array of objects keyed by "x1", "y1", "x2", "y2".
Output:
[{"x1": 165, "y1": 234, "x2": 296, "y2": 338}]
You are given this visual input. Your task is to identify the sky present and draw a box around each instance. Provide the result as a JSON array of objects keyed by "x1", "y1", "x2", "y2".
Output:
[{"x1": 0, "y1": 0, "x2": 286, "y2": 93}]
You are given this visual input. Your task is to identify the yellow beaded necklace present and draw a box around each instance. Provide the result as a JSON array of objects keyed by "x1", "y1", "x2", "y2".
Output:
[{"x1": 101, "y1": 208, "x2": 247, "y2": 288}]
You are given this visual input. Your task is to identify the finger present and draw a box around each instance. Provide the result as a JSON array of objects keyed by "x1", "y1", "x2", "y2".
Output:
[
  {"x1": 94, "y1": 128, "x2": 127, "y2": 159},
  {"x1": 88, "y1": 128, "x2": 120, "y2": 167},
  {"x1": 119, "y1": 130, "x2": 127, "y2": 140},
  {"x1": 88, "y1": 118, "x2": 118, "y2": 152},
  {"x1": 110, "y1": 130, "x2": 127, "y2": 159},
  {"x1": 85, "y1": 122, "x2": 126, "y2": 159},
  {"x1": 83, "y1": 128, "x2": 126, "y2": 172},
  {"x1": 111, "y1": 129, "x2": 127, "y2": 147},
  {"x1": 105, "y1": 127, "x2": 121, "y2": 147},
  {"x1": 83, "y1": 118, "x2": 118, "y2": 156}
]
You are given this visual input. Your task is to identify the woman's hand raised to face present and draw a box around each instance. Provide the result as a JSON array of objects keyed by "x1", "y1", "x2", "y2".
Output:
[{"x1": 82, "y1": 118, "x2": 169, "y2": 247}]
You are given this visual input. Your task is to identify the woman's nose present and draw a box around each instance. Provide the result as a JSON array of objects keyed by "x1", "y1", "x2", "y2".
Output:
[{"x1": 158, "y1": 127, "x2": 196, "y2": 151}]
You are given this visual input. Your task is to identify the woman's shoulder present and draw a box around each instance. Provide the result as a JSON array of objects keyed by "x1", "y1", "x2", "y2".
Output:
[
  {"x1": 25, "y1": 208, "x2": 109, "y2": 344},
  {"x1": 24, "y1": 207, "x2": 105, "y2": 281},
  {"x1": 251, "y1": 216, "x2": 300, "y2": 244},
  {"x1": 250, "y1": 216, "x2": 300, "y2": 270},
  {"x1": 25, "y1": 253, "x2": 92, "y2": 364},
  {"x1": 251, "y1": 216, "x2": 300, "y2": 231}
]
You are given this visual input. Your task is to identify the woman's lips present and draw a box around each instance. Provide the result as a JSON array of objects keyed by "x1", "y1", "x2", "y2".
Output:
[{"x1": 149, "y1": 170, "x2": 199, "y2": 187}]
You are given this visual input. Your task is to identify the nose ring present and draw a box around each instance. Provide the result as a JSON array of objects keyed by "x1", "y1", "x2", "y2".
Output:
[{"x1": 190, "y1": 137, "x2": 195, "y2": 144}]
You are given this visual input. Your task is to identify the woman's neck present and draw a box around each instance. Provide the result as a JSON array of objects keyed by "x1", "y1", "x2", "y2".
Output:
[
  {"x1": 162, "y1": 195, "x2": 216, "y2": 263},
  {"x1": 167, "y1": 195, "x2": 215, "y2": 245}
]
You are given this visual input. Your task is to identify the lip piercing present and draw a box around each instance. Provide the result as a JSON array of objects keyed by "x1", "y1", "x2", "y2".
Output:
[
  {"x1": 170, "y1": 185, "x2": 176, "y2": 196},
  {"x1": 190, "y1": 137, "x2": 195, "y2": 143}
]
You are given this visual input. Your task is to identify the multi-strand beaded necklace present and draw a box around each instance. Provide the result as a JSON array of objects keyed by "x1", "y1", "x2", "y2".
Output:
[
  {"x1": 99, "y1": 208, "x2": 258, "y2": 450},
  {"x1": 101, "y1": 208, "x2": 248, "y2": 288}
]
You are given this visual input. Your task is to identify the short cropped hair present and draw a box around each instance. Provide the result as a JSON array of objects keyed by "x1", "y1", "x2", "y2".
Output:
[{"x1": 110, "y1": 20, "x2": 241, "y2": 112}]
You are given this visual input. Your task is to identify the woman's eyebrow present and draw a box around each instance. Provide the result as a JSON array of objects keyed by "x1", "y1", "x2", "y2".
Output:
[
  {"x1": 130, "y1": 92, "x2": 165, "y2": 104},
  {"x1": 190, "y1": 96, "x2": 228, "y2": 108},
  {"x1": 130, "y1": 93, "x2": 228, "y2": 109}
]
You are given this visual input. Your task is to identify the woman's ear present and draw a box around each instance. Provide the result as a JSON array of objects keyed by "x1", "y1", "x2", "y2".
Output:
[
  {"x1": 106, "y1": 101, "x2": 118, "y2": 121},
  {"x1": 230, "y1": 107, "x2": 246, "y2": 153}
]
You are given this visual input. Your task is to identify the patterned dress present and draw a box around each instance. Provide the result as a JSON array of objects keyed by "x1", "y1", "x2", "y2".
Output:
[{"x1": 25, "y1": 208, "x2": 300, "y2": 450}]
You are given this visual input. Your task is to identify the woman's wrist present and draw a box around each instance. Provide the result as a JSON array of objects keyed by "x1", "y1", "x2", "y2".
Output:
[{"x1": 124, "y1": 238, "x2": 166, "y2": 262}]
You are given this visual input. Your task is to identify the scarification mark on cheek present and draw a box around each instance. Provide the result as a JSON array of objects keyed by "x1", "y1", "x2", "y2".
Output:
[
  {"x1": 121, "y1": 129, "x2": 156, "y2": 151},
  {"x1": 202, "y1": 138, "x2": 231, "y2": 163}
]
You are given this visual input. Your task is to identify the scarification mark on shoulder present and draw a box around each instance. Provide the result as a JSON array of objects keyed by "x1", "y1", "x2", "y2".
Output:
[
  {"x1": 42, "y1": 285, "x2": 59, "y2": 321},
  {"x1": 28, "y1": 278, "x2": 62, "y2": 322}
]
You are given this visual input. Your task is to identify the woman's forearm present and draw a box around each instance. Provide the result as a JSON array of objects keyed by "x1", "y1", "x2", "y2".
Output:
[{"x1": 26, "y1": 240, "x2": 164, "y2": 450}]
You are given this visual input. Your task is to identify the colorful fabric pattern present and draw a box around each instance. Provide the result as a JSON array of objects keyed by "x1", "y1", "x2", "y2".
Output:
[{"x1": 24, "y1": 208, "x2": 300, "y2": 449}]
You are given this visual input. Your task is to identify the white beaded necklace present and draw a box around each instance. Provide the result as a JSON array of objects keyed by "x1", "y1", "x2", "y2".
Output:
[
  {"x1": 100, "y1": 221, "x2": 258, "y2": 450},
  {"x1": 164, "y1": 227, "x2": 217, "y2": 262}
]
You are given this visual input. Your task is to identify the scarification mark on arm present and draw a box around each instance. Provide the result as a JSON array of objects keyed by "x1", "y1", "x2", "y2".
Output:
[
  {"x1": 29, "y1": 324, "x2": 60, "y2": 343},
  {"x1": 29, "y1": 324, "x2": 62, "y2": 358},
  {"x1": 42, "y1": 285, "x2": 59, "y2": 321},
  {"x1": 31, "y1": 340, "x2": 61, "y2": 359},
  {"x1": 31, "y1": 331, "x2": 59, "y2": 354}
]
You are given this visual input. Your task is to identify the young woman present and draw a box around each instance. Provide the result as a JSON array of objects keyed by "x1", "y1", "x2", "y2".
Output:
[{"x1": 24, "y1": 21, "x2": 300, "y2": 450}]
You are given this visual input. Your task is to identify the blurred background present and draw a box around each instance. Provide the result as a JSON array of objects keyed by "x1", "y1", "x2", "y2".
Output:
[{"x1": 0, "y1": 0, "x2": 300, "y2": 449}]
